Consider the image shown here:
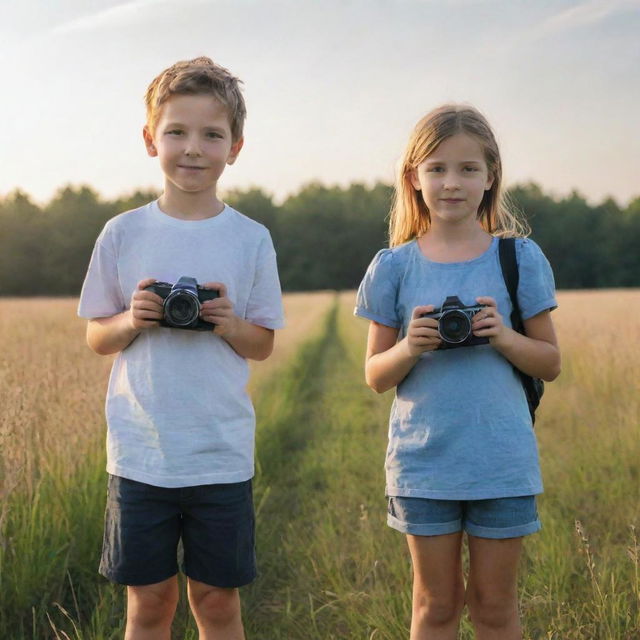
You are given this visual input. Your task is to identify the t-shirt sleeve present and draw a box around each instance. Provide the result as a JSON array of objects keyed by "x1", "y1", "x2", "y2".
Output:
[
  {"x1": 77, "y1": 225, "x2": 126, "y2": 319},
  {"x1": 244, "y1": 233, "x2": 285, "y2": 330},
  {"x1": 354, "y1": 249, "x2": 401, "y2": 328},
  {"x1": 516, "y1": 238, "x2": 558, "y2": 320}
]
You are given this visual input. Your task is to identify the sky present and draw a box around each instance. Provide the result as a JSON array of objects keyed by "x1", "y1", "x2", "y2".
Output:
[{"x1": 1, "y1": 0, "x2": 639, "y2": 207}]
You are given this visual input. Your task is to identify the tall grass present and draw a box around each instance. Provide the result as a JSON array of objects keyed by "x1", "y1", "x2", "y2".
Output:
[{"x1": 1, "y1": 290, "x2": 638, "y2": 639}]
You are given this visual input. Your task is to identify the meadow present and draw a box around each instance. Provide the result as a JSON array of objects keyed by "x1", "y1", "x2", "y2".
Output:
[{"x1": 0, "y1": 290, "x2": 638, "y2": 639}]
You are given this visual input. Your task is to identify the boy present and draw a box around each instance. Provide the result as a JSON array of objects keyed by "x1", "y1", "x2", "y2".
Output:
[{"x1": 78, "y1": 57, "x2": 284, "y2": 640}]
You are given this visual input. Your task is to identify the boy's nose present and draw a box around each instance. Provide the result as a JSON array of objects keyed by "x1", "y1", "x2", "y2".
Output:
[{"x1": 184, "y1": 137, "x2": 202, "y2": 156}]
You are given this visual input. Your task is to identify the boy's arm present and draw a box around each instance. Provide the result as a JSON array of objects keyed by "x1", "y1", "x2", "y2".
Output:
[
  {"x1": 86, "y1": 278, "x2": 163, "y2": 355},
  {"x1": 200, "y1": 282, "x2": 274, "y2": 361}
]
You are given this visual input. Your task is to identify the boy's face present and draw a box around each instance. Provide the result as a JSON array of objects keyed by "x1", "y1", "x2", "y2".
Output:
[{"x1": 143, "y1": 94, "x2": 243, "y2": 199}]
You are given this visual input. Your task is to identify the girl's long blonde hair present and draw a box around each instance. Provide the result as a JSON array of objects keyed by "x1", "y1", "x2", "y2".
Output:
[{"x1": 389, "y1": 104, "x2": 529, "y2": 247}]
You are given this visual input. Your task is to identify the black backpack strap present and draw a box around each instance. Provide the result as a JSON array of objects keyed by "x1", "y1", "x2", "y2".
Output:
[
  {"x1": 498, "y1": 237, "x2": 544, "y2": 424},
  {"x1": 498, "y1": 237, "x2": 522, "y2": 333}
]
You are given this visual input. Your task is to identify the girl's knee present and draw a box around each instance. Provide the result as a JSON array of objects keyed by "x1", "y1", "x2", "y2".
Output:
[
  {"x1": 413, "y1": 588, "x2": 465, "y2": 627},
  {"x1": 466, "y1": 585, "x2": 518, "y2": 628}
]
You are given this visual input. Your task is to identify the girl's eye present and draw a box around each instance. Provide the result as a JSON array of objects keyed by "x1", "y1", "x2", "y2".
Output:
[
  {"x1": 167, "y1": 129, "x2": 183, "y2": 136},
  {"x1": 427, "y1": 167, "x2": 444, "y2": 172},
  {"x1": 464, "y1": 166, "x2": 479, "y2": 172}
]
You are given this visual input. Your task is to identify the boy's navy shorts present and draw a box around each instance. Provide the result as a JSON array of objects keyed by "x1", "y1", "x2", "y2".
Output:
[{"x1": 100, "y1": 474, "x2": 256, "y2": 588}]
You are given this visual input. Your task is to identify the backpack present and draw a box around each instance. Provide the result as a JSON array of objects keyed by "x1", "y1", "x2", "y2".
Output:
[{"x1": 498, "y1": 238, "x2": 545, "y2": 425}]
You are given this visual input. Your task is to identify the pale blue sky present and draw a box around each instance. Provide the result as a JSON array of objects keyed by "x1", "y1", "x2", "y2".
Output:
[{"x1": 2, "y1": 0, "x2": 639, "y2": 205}]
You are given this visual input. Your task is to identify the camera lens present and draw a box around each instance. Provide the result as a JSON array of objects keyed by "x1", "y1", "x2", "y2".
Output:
[
  {"x1": 164, "y1": 291, "x2": 200, "y2": 327},
  {"x1": 439, "y1": 310, "x2": 471, "y2": 343}
]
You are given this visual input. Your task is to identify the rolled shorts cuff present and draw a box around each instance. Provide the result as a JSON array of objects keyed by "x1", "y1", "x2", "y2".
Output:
[
  {"x1": 465, "y1": 518, "x2": 542, "y2": 539},
  {"x1": 387, "y1": 512, "x2": 462, "y2": 536}
]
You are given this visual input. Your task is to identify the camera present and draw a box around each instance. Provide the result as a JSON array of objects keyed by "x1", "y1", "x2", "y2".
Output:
[
  {"x1": 144, "y1": 276, "x2": 219, "y2": 331},
  {"x1": 422, "y1": 295, "x2": 488, "y2": 350}
]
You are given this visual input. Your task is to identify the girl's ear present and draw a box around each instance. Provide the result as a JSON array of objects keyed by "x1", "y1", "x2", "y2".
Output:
[
  {"x1": 408, "y1": 168, "x2": 421, "y2": 191},
  {"x1": 485, "y1": 172, "x2": 494, "y2": 191},
  {"x1": 143, "y1": 125, "x2": 157, "y2": 157}
]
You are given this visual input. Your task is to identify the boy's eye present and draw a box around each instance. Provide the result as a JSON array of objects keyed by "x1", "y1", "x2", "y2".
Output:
[
  {"x1": 205, "y1": 131, "x2": 223, "y2": 139},
  {"x1": 464, "y1": 166, "x2": 480, "y2": 172}
]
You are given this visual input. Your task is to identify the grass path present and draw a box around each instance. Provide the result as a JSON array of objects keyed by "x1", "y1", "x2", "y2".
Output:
[{"x1": 242, "y1": 295, "x2": 411, "y2": 639}]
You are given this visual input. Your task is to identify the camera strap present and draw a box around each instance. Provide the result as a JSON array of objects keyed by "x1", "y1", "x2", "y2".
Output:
[{"x1": 498, "y1": 237, "x2": 544, "y2": 424}]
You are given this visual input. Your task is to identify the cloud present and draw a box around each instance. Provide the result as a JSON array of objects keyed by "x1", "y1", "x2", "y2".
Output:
[
  {"x1": 49, "y1": 0, "x2": 171, "y2": 36},
  {"x1": 538, "y1": 0, "x2": 640, "y2": 36}
]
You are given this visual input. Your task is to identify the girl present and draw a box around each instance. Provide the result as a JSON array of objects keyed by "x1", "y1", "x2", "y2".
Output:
[{"x1": 355, "y1": 104, "x2": 560, "y2": 640}]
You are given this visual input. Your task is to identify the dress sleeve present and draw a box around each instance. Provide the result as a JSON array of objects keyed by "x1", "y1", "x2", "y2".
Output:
[
  {"x1": 354, "y1": 249, "x2": 401, "y2": 328},
  {"x1": 515, "y1": 238, "x2": 558, "y2": 320},
  {"x1": 77, "y1": 224, "x2": 126, "y2": 319},
  {"x1": 244, "y1": 232, "x2": 285, "y2": 330}
]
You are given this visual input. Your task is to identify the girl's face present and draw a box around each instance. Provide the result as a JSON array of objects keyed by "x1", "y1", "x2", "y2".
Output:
[{"x1": 410, "y1": 133, "x2": 494, "y2": 229}]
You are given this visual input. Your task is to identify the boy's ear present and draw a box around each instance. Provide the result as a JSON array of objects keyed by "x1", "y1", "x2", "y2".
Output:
[
  {"x1": 226, "y1": 137, "x2": 244, "y2": 166},
  {"x1": 143, "y1": 125, "x2": 157, "y2": 157}
]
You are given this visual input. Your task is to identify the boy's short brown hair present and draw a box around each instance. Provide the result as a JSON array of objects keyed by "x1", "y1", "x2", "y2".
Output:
[{"x1": 145, "y1": 56, "x2": 246, "y2": 141}]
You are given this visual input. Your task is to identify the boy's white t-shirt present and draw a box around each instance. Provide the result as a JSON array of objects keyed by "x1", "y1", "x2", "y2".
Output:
[{"x1": 78, "y1": 201, "x2": 285, "y2": 488}]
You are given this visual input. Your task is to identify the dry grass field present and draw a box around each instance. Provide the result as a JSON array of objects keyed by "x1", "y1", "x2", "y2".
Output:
[
  {"x1": 1, "y1": 289, "x2": 638, "y2": 639},
  {"x1": 0, "y1": 293, "x2": 335, "y2": 507}
]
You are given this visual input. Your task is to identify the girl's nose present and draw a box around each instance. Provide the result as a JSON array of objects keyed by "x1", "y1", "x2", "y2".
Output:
[{"x1": 443, "y1": 176, "x2": 461, "y2": 190}]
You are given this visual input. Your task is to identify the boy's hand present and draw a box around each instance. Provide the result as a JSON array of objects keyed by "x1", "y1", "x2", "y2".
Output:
[
  {"x1": 406, "y1": 305, "x2": 441, "y2": 356},
  {"x1": 472, "y1": 296, "x2": 510, "y2": 347},
  {"x1": 200, "y1": 282, "x2": 240, "y2": 337},
  {"x1": 128, "y1": 278, "x2": 164, "y2": 330}
]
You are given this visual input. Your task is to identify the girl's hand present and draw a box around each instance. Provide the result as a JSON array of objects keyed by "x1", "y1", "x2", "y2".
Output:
[
  {"x1": 406, "y1": 305, "x2": 442, "y2": 356},
  {"x1": 129, "y1": 278, "x2": 163, "y2": 330},
  {"x1": 472, "y1": 296, "x2": 509, "y2": 346},
  {"x1": 199, "y1": 282, "x2": 240, "y2": 337}
]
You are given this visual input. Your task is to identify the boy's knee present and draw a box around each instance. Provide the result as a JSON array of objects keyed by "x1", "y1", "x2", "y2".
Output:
[
  {"x1": 189, "y1": 583, "x2": 240, "y2": 625},
  {"x1": 127, "y1": 579, "x2": 179, "y2": 627}
]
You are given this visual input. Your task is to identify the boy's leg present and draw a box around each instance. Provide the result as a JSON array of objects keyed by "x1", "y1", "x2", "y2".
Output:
[
  {"x1": 466, "y1": 535, "x2": 523, "y2": 640},
  {"x1": 180, "y1": 479, "x2": 255, "y2": 639},
  {"x1": 125, "y1": 576, "x2": 179, "y2": 640},
  {"x1": 100, "y1": 475, "x2": 183, "y2": 639},
  {"x1": 406, "y1": 532, "x2": 465, "y2": 640},
  {"x1": 187, "y1": 578, "x2": 244, "y2": 640}
]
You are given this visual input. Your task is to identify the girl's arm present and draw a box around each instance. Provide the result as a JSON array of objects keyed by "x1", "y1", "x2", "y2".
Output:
[
  {"x1": 365, "y1": 306, "x2": 441, "y2": 393},
  {"x1": 473, "y1": 297, "x2": 560, "y2": 381}
]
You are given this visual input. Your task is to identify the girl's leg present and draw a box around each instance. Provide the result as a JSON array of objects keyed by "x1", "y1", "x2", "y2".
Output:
[
  {"x1": 466, "y1": 535, "x2": 523, "y2": 640},
  {"x1": 406, "y1": 532, "x2": 465, "y2": 640},
  {"x1": 125, "y1": 575, "x2": 179, "y2": 640}
]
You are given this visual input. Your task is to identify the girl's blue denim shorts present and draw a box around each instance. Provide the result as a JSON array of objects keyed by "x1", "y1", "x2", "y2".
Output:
[{"x1": 387, "y1": 495, "x2": 541, "y2": 539}]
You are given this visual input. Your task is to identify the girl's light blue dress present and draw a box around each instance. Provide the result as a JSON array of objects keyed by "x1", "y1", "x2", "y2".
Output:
[{"x1": 355, "y1": 237, "x2": 557, "y2": 500}]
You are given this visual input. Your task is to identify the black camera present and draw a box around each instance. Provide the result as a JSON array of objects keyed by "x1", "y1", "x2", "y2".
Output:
[
  {"x1": 144, "y1": 276, "x2": 218, "y2": 331},
  {"x1": 422, "y1": 295, "x2": 488, "y2": 350}
]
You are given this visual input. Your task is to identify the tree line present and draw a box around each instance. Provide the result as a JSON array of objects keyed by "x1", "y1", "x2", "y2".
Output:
[{"x1": 0, "y1": 182, "x2": 638, "y2": 296}]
